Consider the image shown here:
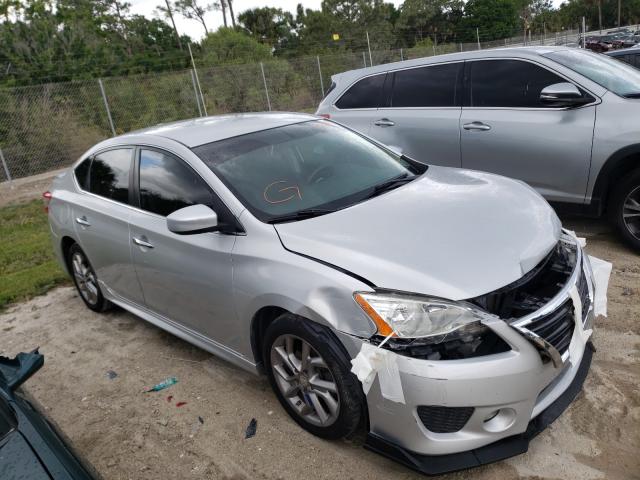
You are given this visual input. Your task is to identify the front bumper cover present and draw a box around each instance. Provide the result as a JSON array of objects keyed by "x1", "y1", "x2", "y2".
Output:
[{"x1": 364, "y1": 341, "x2": 594, "y2": 476}]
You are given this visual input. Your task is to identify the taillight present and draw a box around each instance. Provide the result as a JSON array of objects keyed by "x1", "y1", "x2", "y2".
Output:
[
  {"x1": 318, "y1": 113, "x2": 331, "y2": 119},
  {"x1": 43, "y1": 191, "x2": 52, "y2": 213}
]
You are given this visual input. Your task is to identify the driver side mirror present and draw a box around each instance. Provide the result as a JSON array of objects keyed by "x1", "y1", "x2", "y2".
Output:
[
  {"x1": 167, "y1": 204, "x2": 219, "y2": 234},
  {"x1": 540, "y1": 82, "x2": 591, "y2": 107}
]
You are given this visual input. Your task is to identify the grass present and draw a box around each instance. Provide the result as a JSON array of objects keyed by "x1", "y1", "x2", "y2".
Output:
[{"x1": 0, "y1": 200, "x2": 68, "y2": 311}]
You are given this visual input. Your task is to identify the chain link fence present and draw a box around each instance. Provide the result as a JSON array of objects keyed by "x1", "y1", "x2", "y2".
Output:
[{"x1": 0, "y1": 23, "x2": 631, "y2": 183}]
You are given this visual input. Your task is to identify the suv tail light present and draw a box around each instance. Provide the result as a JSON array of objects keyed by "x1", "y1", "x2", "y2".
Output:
[{"x1": 43, "y1": 191, "x2": 52, "y2": 213}]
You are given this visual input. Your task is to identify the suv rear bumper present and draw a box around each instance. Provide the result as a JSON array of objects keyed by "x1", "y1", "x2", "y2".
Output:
[{"x1": 364, "y1": 341, "x2": 594, "y2": 476}]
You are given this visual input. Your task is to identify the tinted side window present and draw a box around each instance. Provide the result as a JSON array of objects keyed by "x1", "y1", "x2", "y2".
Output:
[
  {"x1": 335, "y1": 74, "x2": 386, "y2": 109},
  {"x1": 88, "y1": 149, "x2": 132, "y2": 203},
  {"x1": 470, "y1": 60, "x2": 567, "y2": 108},
  {"x1": 74, "y1": 158, "x2": 91, "y2": 190},
  {"x1": 139, "y1": 149, "x2": 213, "y2": 217},
  {"x1": 391, "y1": 63, "x2": 460, "y2": 107}
]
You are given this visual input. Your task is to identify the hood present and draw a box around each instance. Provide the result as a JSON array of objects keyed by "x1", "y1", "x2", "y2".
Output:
[{"x1": 274, "y1": 167, "x2": 562, "y2": 300}]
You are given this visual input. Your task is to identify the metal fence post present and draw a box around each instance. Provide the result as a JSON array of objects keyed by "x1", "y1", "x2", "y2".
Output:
[
  {"x1": 400, "y1": 48, "x2": 403, "y2": 61},
  {"x1": 362, "y1": 51, "x2": 367, "y2": 67},
  {"x1": 188, "y1": 43, "x2": 207, "y2": 116},
  {"x1": 260, "y1": 62, "x2": 271, "y2": 111},
  {"x1": 190, "y1": 69, "x2": 203, "y2": 117},
  {"x1": 98, "y1": 79, "x2": 116, "y2": 137},
  {"x1": 476, "y1": 28, "x2": 481, "y2": 50},
  {"x1": 0, "y1": 147, "x2": 13, "y2": 188},
  {"x1": 366, "y1": 31, "x2": 373, "y2": 66},
  {"x1": 316, "y1": 56, "x2": 325, "y2": 98}
]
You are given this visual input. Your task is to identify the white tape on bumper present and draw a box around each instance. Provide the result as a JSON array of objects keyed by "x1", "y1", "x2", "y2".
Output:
[
  {"x1": 351, "y1": 342, "x2": 406, "y2": 404},
  {"x1": 588, "y1": 255, "x2": 613, "y2": 317}
]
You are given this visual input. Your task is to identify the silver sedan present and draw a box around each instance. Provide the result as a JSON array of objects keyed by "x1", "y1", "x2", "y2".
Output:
[{"x1": 46, "y1": 113, "x2": 597, "y2": 474}]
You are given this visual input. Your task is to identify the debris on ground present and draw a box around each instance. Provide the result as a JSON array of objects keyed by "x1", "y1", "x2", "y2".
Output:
[
  {"x1": 176, "y1": 401, "x2": 188, "y2": 407},
  {"x1": 106, "y1": 370, "x2": 118, "y2": 380},
  {"x1": 143, "y1": 377, "x2": 177, "y2": 393},
  {"x1": 198, "y1": 416, "x2": 204, "y2": 424},
  {"x1": 167, "y1": 395, "x2": 173, "y2": 402},
  {"x1": 245, "y1": 418, "x2": 257, "y2": 439}
]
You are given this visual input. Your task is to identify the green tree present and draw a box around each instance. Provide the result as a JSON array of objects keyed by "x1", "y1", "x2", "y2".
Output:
[
  {"x1": 459, "y1": 0, "x2": 520, "y2": 41},
  {"x1": 200, "y1": 27, "x2": 271, "y2": 65},
  {"x1": 173, "y1": 0, "x2": 213, "y2": 34}
]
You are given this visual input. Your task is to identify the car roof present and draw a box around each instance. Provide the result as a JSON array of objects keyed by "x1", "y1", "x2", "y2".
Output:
[
  {"x1": 329, "y1": 46, "x2": 576, "y2": 84},
  {"x1": 117, "y1": 112, "x2": 318, "y2": 148}
]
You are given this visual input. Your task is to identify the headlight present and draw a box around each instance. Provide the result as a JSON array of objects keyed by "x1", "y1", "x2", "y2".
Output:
[{"x1": 354, "y1": 291, "x2": 491, "y2": 339}]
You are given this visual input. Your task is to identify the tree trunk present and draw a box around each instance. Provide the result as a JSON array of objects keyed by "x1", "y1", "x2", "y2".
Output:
[
  {"x1": 164, "y1": 0, "x2": 183, "y2": 51},
  {"x1": 227, "y1": 0, "x2": 236, "y2": 28},
  {"x1": 221, "y1": 0, "x2": 228, "y2": 28}
]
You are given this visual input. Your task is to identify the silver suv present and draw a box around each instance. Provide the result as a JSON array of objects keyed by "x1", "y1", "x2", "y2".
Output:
[
  {"x1": 317, "y1": 47, "x2": 640, "y2": 251},
  {"x1": 46, "y1": 114, "x2": 598, "y2": 474}
]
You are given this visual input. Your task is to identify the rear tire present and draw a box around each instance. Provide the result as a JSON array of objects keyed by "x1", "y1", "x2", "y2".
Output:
[
  {"x1": 609, "y1": 170, "x2": 640, "y2": 252},
  {"x1": 263, "y1": 314, "x2": 364, "y2": 440},
  {"x1": 66, "y1": 243, "x2": 112, "y2": 312}
]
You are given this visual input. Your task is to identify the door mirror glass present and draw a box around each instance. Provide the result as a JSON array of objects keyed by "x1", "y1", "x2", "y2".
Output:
[
  {"x1": 540, "y1": 82, "x2": 589, "y2": 106},
  {"x1": 166, "y1": 204, "x2": 218, "y2": 234}
]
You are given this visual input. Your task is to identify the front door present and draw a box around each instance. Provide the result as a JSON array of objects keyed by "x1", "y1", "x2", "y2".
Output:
[
  {"x1": 128, "y1": 147, "x2": 238, "y2": 345},
  {"x1": 460, "y1": 59, "x2": 597, "y2": 204}
]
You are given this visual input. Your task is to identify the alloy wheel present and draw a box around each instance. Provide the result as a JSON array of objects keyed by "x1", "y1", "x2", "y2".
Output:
[
  {"x1": 623, "y1": 185, "x2": 640, "y2": 241},
  {"x1": 270, "y1": 334, "x2": 340, "y2": 427},
  {"x1": 71, "y1": 252, "x2": 99, "y2": 306}
]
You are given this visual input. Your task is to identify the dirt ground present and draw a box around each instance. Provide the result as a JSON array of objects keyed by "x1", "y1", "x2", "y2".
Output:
[{"x1": 1, "y1": 177, "x2": 639, "y2": 480}]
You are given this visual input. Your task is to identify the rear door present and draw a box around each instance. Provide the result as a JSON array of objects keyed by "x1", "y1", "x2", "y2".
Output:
[
  {"x1": 367, "y1": 61, "x2": 463, "y2": 166},
  {"x1": 330, "y1": 72, "x2": 387, "y2": 136},
  {"x1": 72, "y1": 148, "x2": 144, "y2": 303},
  {"x1": 460, "y1": 59, "x2": 596, "y2": 203},
  {"x1": 128, "y1": 147, "x2": 238, "y2": 344}
]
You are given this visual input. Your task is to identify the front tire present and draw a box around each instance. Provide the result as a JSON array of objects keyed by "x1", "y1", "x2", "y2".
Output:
[
  {"x1": 263, "y1": 314, "x2": 364, "y2": 439},
  {"x1": 66, "y1": 243, "x2": 112, "y2": 312},
  {"x1": 609, "y1": 170, "x2": 640, "y2": 252}
]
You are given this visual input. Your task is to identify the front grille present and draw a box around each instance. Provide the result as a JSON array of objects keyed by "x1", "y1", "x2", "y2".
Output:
[
  {"x1": 417, "y1": 406, "x2": 474, "y2": 433},
  {"x1": 524, "y1": 299, "x2": 575, "y2": 355},
  {"x1": 577, "y1": 269, "x2": 591, "y2": 325}
]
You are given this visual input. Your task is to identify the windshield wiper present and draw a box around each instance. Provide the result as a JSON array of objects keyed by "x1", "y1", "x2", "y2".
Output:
[
  {"x1": 367, "y1": 174, "x2": 416, "y2": 199},
  {"x1": 267, "y1": 208, "x2": 336, "y2": 224},
  {"x1": 623, "y1": 92, "x2": 640, "y2": 98}
]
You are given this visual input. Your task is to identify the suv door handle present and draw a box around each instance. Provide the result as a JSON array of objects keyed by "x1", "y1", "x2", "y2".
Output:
[
  {"x1": 463, "y1": 121, "x2": 491, "y2": 131},
  {"x1": 374, "y1": 118, "x2": 395, "y2": 127},
  {"x1": 132, "y1": 236, "x2": 154, "y2": 249},
  {"x1": 75, "y1": 216, "x2": 91, "y2": 227}
]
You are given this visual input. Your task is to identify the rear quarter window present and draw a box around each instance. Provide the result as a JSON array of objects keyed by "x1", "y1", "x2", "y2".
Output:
[
  {"x1": 74, "y1": 158, "x2": 91, "y2": 190},
  {"x1": 335, "y1": 73, "x2": 386, "y2": 109}
]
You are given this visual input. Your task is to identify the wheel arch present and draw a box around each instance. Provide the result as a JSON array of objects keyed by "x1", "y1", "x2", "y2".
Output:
[
  {"x1": 60, "y1": 235, "x2": 77, "y2": 274},
  {"x1": 250, "y1": 306, "x2": 291, "y2": 372},
  {"x1": 592, "y1": 144, "x2": 640, "y2": 214}
]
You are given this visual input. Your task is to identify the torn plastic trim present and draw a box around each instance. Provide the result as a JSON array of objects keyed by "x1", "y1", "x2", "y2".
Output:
[{"x1": 0, "y1": 349, "x2": 44, "y2": 391}]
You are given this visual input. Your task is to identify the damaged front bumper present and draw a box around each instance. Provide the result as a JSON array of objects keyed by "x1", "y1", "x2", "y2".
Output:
[
  {"x1": 364, "y1": 341, "x2": 594, "y2": 476},
  {"x1": 347, "y1": 234, "x2": 604, "y2": 474}
]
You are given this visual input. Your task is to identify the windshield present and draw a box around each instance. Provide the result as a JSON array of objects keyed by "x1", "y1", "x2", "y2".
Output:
[
  {"x1": 193, "y1": 120, "x2": 425, "y2": 222},
  {"x1": 545, "y1": 49, "x2": 640, "y2": 97}
]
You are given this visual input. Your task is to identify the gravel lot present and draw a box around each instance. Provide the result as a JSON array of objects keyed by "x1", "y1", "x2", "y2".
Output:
[{"x1": 1, "y1": 179, "x2": 638, "y2": 479}]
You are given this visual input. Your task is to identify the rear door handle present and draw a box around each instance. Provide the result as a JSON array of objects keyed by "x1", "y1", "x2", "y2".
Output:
[
  {"x1": 463, "y1": 121, "x2": 491, "y2": 131},
  {"x1": 75, "y1": 216, "x2": 91, "y2": 227},
  {"x1": 374, "y1": 118, "x2": 395, "y2": 127},
  {"x1": 132, "y1": 236, "x2": 154, "y2": 249}
]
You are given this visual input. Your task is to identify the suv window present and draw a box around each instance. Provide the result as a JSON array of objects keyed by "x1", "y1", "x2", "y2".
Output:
[
  {"x1": 391, "y1": 63, "x2": 460, "y2": 107},
  {"x1": 470, "y1": 60, "x2": 567, "y2": 108},
  {"x1": 88, "y1": 149, "x2": 132, "y2": 203},
  {"x1": 74, "y1": 158, "x2": 91, "y2": 190},
  {"x1": 335, "y1": 74, "x2": 386, "y2": 109},
  {"x1": 138, "y1": 149, "x2": 213, "y2": 217}
]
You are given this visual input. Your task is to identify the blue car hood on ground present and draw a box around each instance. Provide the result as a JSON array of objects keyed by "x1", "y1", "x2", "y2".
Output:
[{"x1": 275, "y1": 166, "x2": 562, "y2": 300}]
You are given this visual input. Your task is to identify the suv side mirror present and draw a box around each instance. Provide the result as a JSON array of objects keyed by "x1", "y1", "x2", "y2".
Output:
[
  {"x1": 540, "y1": 82, "x2": 591, "y2": 107},
  {"x1": 167, "y1": 204, "x2": 219, "y2": 234}
]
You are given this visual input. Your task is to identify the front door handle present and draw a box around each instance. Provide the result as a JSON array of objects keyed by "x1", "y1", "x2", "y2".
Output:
[
  {"x1": 132, "y1": 236, "x2": 154, "y2": 249},
  {"x1": 374, "y1": 118, "x2": 395, "y2": 127},
  {"x1": 463, "y1": 121, "x2": 491, "y2": 131},
  {"x1": 75, "y1": 216, "x2": 91, "y2": 227}
]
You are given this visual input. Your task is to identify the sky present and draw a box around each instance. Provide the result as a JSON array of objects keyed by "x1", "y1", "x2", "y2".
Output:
[{"x1": 129, "y1": 0, "x2": 565, "y2": 41}]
